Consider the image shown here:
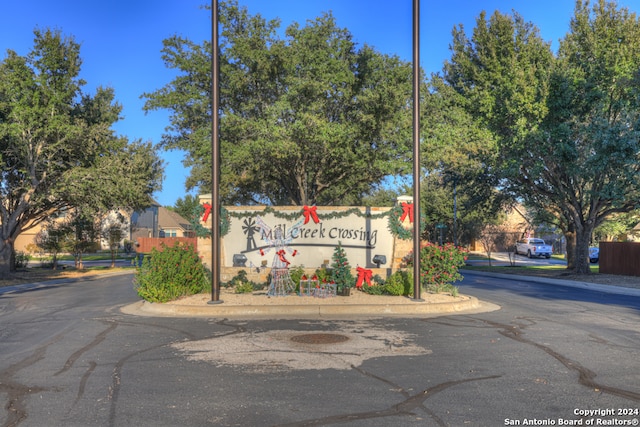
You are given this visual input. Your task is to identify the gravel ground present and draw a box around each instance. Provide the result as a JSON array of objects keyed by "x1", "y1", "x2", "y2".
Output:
[{"x1": 172, "y1": 287, "x2": 466, "y2": 306}]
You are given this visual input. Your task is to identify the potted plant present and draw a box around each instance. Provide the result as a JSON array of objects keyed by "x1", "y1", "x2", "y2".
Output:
[{"x1": 331, "y1": 242, "x2": 354, "y2": 296}]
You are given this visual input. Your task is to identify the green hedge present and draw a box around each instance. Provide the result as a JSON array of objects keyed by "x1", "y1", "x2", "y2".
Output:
[{"x1": 134, "y1": 242, "x2": 209, "y2": 303}]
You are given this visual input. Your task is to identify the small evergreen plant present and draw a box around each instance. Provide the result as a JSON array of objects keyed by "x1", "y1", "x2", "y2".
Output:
[{"x1": 331, "y1": 242, "x2": 354, "y2": 292}]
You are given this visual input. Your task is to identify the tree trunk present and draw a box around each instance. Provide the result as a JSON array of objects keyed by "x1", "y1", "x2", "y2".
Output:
[
  {"x1": 74, "y1": 254, "x2": 84, "y2": 270},
  {"x1": 0, "y1": 239, "x2": 14, "y2": 279},
  {"x1": 564, "y1": 226, "x2": 576, "y2": 270},
  {"x1": 573, "y1": 228, "x2": 593, "y2": 275}
]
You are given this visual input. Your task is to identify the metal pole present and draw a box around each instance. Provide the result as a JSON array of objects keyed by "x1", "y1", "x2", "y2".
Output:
[
  {"x1": 453, "y1": 176, "x2": 457, "y2": 246},
  {"x1": 412, "y1": 0, "x2": 423, "y2": 302},
  {"x1": 209, "y1": 0, "x2": 222, "y2": 304}
]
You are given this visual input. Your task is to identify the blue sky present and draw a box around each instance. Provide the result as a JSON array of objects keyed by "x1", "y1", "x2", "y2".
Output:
[{"x1": 2, "y1": 0, "x2": 637, "y2": 207}]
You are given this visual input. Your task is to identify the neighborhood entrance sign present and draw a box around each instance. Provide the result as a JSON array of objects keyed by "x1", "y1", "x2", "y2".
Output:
[{"x1": 221, "y1": 206, "x2": 394, "y2": 270}]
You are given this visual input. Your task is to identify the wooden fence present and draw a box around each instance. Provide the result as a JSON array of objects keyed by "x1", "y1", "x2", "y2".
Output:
[
  {"x1": 135, "y1": 237, "x2": 198, "y2": 254},
  {"x1": 599, "y1": 242, "x2": 640, "y2": 276}
]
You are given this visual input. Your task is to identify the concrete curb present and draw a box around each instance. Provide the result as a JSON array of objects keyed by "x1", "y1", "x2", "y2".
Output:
[{"x1": 122, "y1": 295, "x2": 489, "y2": 318}]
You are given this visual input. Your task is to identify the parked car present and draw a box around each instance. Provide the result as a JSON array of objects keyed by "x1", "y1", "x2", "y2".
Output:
[
  {"x1": 589, "y1": 247, "x2": 599, "y2": 263},
  {"x1": 515, "y1": 238, "x2": 553, "y2": 258}
]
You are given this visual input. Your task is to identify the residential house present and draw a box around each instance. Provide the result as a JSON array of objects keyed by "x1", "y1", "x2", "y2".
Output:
[
  {"x1": 470, "y1": 204, "x2": 562, "y2": 253},
  {"x1": 130, "y1": 202, "x2": 193, "y2": 242},
  {"x1": 14, "y1": 201, "x2": 192, "y2": 255}
]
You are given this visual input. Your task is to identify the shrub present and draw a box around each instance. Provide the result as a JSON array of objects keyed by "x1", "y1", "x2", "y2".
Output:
[
  {"x1": 313, "y1": 267, "x2": 331, "y2": 282},
  {"x1": 384, "y1": 271, "x2": 407, "y2": 296},
  {"x1": 404, "y1": 242, "x2": 467, "y2": 291},
  {"x1": 226, "y1": 269, "x2": 259, "y2": 293},
  {"x1": 235, "y1": 281, "x2": 255, "y2": 294},
  {"x1": 14, "y1": 251, "x2": 30, "y2": 269},
  {"x1": 359, "y1": 271, "x2": 413, "y2": 296},
  {"x1": 360, "y1": 284, "x2": 384, "y2": 295},
  {"x1": 134, "y1": 242, "x2": 208, "y2": 303},
  {"x1": 359, "y1": 274, "x2": 387, "y2": 296},
  {"x1": 288, "y1": 265, "x2": 306, "y2": 292},
  {"x1": 224, "y1": 269, "x2": 247, "y2": 288}
]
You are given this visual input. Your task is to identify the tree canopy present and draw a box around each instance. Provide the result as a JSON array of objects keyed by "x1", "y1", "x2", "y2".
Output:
[
  {"x1": 442, "y1": 0, "x2": 640, "y2": 273},
  {"x1": 0, "y1": 28, "x2": 163, "y2": 277},
  {"x1": 143, "y1": 0, "x2": 413, "y2": 206}
]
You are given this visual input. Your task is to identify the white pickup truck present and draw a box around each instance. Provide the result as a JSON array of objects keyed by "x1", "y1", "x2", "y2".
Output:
[{"x1": 515, "y1": 238, "x2": 553, "y2": 259}]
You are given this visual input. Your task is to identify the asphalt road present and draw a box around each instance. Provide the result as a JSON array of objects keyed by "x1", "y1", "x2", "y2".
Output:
[{"x1": 0, "y1": 271, "x2": 638, "y2": 427}]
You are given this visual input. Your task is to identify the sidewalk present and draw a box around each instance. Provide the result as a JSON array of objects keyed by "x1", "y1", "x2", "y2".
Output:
[{"x1": 463, "y1": 268, "x2": 640, "y2": 298}]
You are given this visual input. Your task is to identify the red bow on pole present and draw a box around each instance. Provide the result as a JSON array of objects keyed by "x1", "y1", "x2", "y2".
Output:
[
  {"x1": 302, "y1": 205, "x2": 320, "y2": 224},
  {"x1": 400, "y1": 202, "x2": 414, "y2": 223},
  {"x1": 277, "y1": 249, "x2": 290, "y2": 267},
  {"x1": 201, "y1": 202, "x2": 212, "y2": 222},
  {"x1": 355, "y1": 267, "x2": 373, "y2": 288}
]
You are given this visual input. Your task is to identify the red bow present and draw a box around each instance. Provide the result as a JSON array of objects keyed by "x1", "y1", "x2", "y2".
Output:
[
  {"x1": 277, "y1": 249, "x2": 290, "y2": 267},
  {"x1": 302, "y1": 205, "x2": 320, "y2": 224},
  {"x1": 400, "y1": 202, "x2": 414, "y2": 223},
  {"x1": 201, "y1": 202, "x2": 212, "y2": 222},
  {"x1": 355, "y1": 266, "x2": 373, "y2": 288}
]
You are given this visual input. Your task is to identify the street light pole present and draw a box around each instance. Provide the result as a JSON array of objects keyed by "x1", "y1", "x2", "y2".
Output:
[
  {"x1": 453, "y1": 175, "x2": 457, "y2": 246},
  {"x1": 412, "y1": 0, "x2": 423, "y2": 302},
  {"x1": 209, "y1": 0, "x2": 222, "y2": 304}
]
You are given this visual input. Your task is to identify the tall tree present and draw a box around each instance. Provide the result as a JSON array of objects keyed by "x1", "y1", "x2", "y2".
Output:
[
  {"x1": 171, "y1": 194, "x2": 201, "y2": 222},
  {"x1": 142, "y1": 0, "x2": 413, "y2": 206},
  {"x1": 541, "y1": 0, "x2": 640, "y2": 272},
  {"x1": 0, "y1": 29, "x2": 163, "y2": 277},
  {"x1": 443, "y1": 1, "x2": 640, "y2": 274},
  {"x1": 421, "y1": 76, "x2": 506, "y2": 246}
]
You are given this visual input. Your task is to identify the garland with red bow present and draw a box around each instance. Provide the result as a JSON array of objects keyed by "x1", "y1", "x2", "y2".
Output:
[
  {"x1": 387, "y1": 204, "x2": 427, "y2": 240},
  {"x1": 189, "y1": 205, "x2": 230, "y2": 238},
  {"x1": 192, "y1": 203, "x2": 423, "y2": 240}
]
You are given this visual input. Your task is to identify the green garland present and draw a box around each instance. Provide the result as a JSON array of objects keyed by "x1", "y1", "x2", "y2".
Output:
[
  {"x1": 190, "y1": 204, "x2": 422, "y2": 239},
  {"x1": 386, "y1": 204, "x2": 427, "y2": 240},
  {"x1": 224, "y1": 206, "x2": 390, "y2": 221},
  {"x1": 189, "y1": 205, "x2": 230, "y2": 238}
]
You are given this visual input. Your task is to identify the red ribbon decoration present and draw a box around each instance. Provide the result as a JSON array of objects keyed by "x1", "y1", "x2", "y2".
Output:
[
  {"x1": 302, "y1": 205, "x2": 320, "y2": 224},
  {"x1": 399, "y1": 202, "x2": 414, "y2": 223},
  {"x1": 355, "y1": 267, "x2": 373, "y2": 288},
  {"x1": 277, "y1": 249, "x2": 290, "y2": 267},
  {"x1": 201, "y1": 202, "x2": 212, "y2": 222}
]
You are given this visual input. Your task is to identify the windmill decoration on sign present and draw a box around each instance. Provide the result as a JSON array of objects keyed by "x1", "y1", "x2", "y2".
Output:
[{"x1": 255, "y1": 216, "x2": 303, "y2": 296}]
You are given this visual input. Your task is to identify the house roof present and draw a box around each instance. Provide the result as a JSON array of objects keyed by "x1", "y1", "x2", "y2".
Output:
[{"x1": 158, "y1": 207, "x2": 191, "y2": 231}]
